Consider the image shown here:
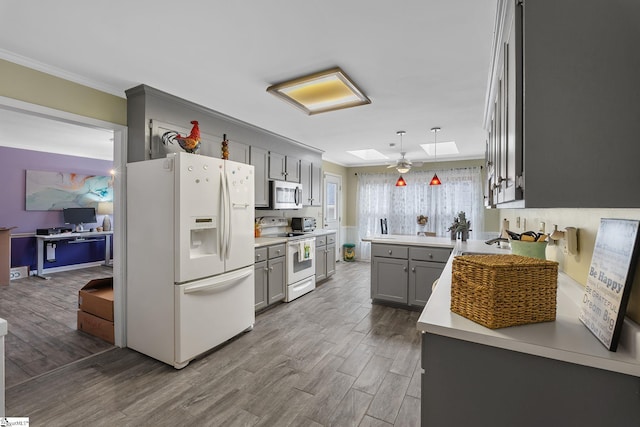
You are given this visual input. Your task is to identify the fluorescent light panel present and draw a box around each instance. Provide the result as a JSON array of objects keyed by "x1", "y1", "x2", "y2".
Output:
[
  {"x1": 267, "y1": 67, "x2": 371, "y2": 115},
  {"x1": 420, "y1": 141, "x2": 459, "y2": 156},
  {"x1": 347, "y1": 149, "x2": 388, "y2": 160}
]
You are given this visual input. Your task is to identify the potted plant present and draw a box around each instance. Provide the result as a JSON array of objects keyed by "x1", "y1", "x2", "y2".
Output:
[{"x1": 447, "y1": 211, "x2": 471, "y2": 241}]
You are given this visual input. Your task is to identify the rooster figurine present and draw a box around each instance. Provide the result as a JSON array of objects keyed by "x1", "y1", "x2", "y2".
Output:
[{"x1": 161, "y1": 120, "x2": 201, "y2": 154}]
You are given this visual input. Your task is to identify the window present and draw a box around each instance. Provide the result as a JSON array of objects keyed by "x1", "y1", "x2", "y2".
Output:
[{"x1": 356, "y1": 167, "x2": 485, "y2": 258}]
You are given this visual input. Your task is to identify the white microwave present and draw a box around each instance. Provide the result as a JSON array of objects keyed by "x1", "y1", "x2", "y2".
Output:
[{"x1": 270, "y1": 180, "x2": 302, "y2": 209}]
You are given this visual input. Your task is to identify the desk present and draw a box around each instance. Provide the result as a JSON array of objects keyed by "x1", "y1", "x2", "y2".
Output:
[{"x1": 36, "y1": 231, "x2": 113, "y2": 279}]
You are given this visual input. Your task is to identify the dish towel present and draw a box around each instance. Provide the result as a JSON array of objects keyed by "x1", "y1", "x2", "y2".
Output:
[{"x1": 298, "y1": 239, "x2": 314, "y2": 262}]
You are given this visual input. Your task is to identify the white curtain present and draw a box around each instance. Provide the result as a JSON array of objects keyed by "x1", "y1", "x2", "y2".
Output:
[{"x1": 356, "y1": 167, "x2": 484, "y2": 259}]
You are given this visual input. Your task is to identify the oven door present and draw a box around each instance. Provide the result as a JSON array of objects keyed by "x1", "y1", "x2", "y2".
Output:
[{"x1": 286, "y1": 238, "x2": 315, "y2": 284}]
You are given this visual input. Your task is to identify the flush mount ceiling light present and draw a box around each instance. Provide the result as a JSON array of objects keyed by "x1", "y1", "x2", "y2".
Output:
[
  {"x1": 266, "y1": 67, "x2": 371, "y2": 115},
  {"x1": 429, "y1": 127, "x2": 442, "y2": 186}
]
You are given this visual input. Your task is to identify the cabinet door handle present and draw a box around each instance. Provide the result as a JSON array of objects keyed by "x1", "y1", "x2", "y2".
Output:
[
  {"x1": 404, "y1": 266, "x2": 407, "y2": 272},
  {"x1": 428, "y1": 253, "x2": 433, "y2": 258},
  {"x1": 263, "y1": 267, "x2": 269, "y2": 272},
  {"x1": 256, "y1": 254, "x2": 261, "y2": 259},
  {"x1": 388, "y1": 250, "x2": 392, "y2": 255},
  {"x1": 269, "y1": 266, "x2": 274, "y2": 272},
  {"x1": 411, "y1": 267, "x2": 416, "y2": 272},
  {"x1": 277, "y1": 250, "x2": 281, "y2": 255}
]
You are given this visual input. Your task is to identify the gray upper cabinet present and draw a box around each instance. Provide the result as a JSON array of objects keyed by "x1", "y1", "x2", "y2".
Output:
[
  {"x1": 300, "y1": 160, "x2": 323, "y2": 207},
  {"x1": 485, "y1": 0, "x2": 640, "y2": 208},
  {"x1": 251, "y1": 146, "x2": 269, "y2": 207},
  {"x1": 228, "y1": 140, "x2": 250, "y2": 164},
  {"x1": 126, "y1": 86, "x2": 324, "y2": 204},
  {"x1": 269, "y1": 151, "x2": 300, "y2": 183}
]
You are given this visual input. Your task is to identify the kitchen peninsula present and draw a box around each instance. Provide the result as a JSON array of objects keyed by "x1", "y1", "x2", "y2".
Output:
[
  {"x1": 364, "y1": 235, "x2": 456, "y2": 309},
  {"x1": 415, "y1": 239, "x2": 640, "y2": 427}
]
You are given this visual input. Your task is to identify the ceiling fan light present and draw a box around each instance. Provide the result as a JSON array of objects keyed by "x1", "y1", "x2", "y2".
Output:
[
  {"x1": 429, "y1": 173, "x2": 442, "y2": 186},
  {"x1": 396, "y1": 175, "x2": 407, "y2": 187},
  {"x1": 396, "y1": 166, "x2": 410, "y2": 174}
]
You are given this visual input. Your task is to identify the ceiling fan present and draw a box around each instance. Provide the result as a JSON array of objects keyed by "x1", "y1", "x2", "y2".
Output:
[{"x1": 387, "y1": 131, "x2": 423, "y2": 173}]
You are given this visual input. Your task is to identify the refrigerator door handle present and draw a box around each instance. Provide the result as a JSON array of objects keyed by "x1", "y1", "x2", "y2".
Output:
[
  {"x1": 219, "y1": 170, "x2": 226, "y2": 261},
  {"x1": 183, "y1": 269, "x2": 252, "y2": 295},
  {"x1": 224, "y1": 170, "x2": 232, "y2": 258}
]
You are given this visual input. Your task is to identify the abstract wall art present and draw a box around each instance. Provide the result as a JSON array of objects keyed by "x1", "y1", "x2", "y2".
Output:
[{"x1": 25, "y1": 169, "x2": 113, "y2": 211}]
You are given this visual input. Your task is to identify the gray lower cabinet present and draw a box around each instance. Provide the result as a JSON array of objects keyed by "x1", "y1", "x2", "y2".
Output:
[
  {"x1": 371, "y1": 243, "x2": 451, "y2": 307},
  {"x1": 254, "y1": 244, "x2": 285, "y2": 311},
  {"x1": 408, "y1": 260, "x2": 443, "y2": 306},
  {"x1": 422, "y1": 333, "x2": 640, "y2": 427},
  {"x1": 315, "y1": 232, "x2": 337, "y2": 282}
]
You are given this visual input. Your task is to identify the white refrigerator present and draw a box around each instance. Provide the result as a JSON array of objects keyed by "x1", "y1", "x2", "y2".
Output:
[{"x1": 126, "y1": 152, "x2": 255, "y2": 369}]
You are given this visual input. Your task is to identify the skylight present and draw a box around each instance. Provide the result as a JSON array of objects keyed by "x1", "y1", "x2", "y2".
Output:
[
  {"x1": 346, "y1": 149, "x2": 389, "y2": 160},
  {"x1": 420, "y1": 141, "x2": 459, "y2": 156}
]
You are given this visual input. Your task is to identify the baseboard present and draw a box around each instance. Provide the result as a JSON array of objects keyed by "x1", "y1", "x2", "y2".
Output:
[{"x1": 31, "y1": 261, "x2": 110, "y2": 276}]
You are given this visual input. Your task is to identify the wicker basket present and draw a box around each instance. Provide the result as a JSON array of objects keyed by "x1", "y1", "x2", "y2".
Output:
[{"x1": 451, "y1": 254, "x2": 558, "y2": 329}]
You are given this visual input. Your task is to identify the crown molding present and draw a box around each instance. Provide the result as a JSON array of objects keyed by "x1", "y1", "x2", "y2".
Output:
[{"x1": 0, "y1": 49, "x2": 125, "y2": 98}]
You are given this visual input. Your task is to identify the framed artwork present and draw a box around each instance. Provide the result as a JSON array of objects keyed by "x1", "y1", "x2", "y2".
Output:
[
  {"x1": 25, "y1": 169, "x2": 113, "y2": 211},
  {"x1": 579, "y1": 218, "x2": 640, "y2": 351}
]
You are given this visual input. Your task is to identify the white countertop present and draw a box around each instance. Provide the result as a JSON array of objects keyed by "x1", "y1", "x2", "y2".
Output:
[
  {"x1": 417, "y1": 240, "x2": 640, "y2": 377},
  {"x1": 255, "y1": 229, "x2": 336, "y2": 248},
  {"x1": 362, "y1": 234, "x2": 457, "y2": 248},
  {"x1": 308, "y1": 229, "x2": 336, "y2": 236},
  {"x1": 254, "y1": 237, "x2": 288, "y2": 248}
]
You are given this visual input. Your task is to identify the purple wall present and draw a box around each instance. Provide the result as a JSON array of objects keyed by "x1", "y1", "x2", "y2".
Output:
[
  {"x1": 0, "y1": 146, "x2": 113, "y2": 270},
  {"x1": 0, "y1": 146, "x2": 113, "y2": 233}
]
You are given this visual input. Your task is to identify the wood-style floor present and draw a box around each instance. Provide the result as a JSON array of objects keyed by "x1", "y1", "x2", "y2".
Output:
[
  {"x1": 0, "y1": 266, "x2": 114, "y2": 387},
  {"x1": 6, "y1": 261, "x2": 422, "y2": 426}
]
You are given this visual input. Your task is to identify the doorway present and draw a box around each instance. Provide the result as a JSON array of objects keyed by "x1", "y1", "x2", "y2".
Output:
[
  {"x1": 0, "y1": 96, "x2": 127, "y2": 383},
  {"x1": 323, "y1": 173, "x2": 342, "y2": 261}
]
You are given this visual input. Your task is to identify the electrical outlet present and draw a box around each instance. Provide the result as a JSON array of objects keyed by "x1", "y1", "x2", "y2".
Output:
[
  {"x1": 539, "y1": 222, "x2": 545, "y2": 233},
  {"x1": 516, "y1": 217, "x2": 520, "y2": 228}
]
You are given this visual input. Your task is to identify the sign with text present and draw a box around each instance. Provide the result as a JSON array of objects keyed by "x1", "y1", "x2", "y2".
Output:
[{"x1": 579, "y1": 219, "x2": 640, "y2": 351}]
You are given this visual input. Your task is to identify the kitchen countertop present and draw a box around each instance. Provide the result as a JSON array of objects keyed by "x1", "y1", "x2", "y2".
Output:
[
  {"x1": 308, "y1": 229, "x2": 336, "y2": 236},
  {"x1": 255, "y1": 229, "x2": 337, "y2": 248},
  {"x1": 254, "y1": 237, "x2": 288, "y2": 248},
  {"x1": 417, "y1": 240, "x2": 640, "y2": 377},
  {"x1": 362, "y1": 234, "x2": 458, "y2": 248}
]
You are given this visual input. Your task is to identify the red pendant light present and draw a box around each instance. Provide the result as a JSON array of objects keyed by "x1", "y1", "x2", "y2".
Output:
[
  {"x1": 430, "y1": 127, "x2": 442, "y2": 186},
  {"x1": 395, "y1": 175, "x2": 407, "y2": 187}
]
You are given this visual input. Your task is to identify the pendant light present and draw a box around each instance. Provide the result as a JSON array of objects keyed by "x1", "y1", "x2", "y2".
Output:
[
  {"x1": 395, "y1": 130, "x2": 408, "y2": 187},
  {"x1": 429, "y1": 127, "x2": 442, "y2": 186}
]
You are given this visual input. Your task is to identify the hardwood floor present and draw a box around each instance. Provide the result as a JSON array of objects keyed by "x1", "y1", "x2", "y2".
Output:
[
  {"x1": 0, "y1": 266, "x2": 114, "y2": 387},
  {"x1": 6, "y1": 261, "x2": 422, "y2": 426}
]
